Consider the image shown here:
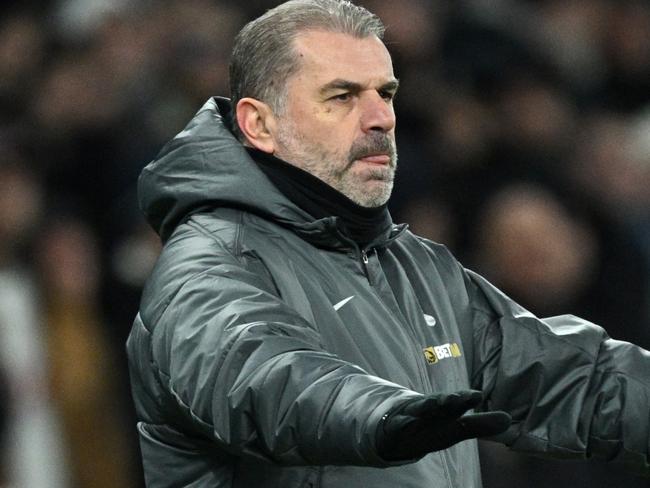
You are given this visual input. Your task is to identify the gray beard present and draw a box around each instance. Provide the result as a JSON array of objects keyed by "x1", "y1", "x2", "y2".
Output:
[{"x1": 275, "y1": 124, "x2": 397, "y2": 207}]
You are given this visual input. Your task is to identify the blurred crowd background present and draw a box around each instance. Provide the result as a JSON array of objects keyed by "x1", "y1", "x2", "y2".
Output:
[{"x1": 0, "y1": 0, "x2": 648, "y2": 486}]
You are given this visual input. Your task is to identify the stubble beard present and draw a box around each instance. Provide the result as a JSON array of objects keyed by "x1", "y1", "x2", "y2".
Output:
[{"x1": 274, "y1": 120, "x2": 398, "y2": 208}]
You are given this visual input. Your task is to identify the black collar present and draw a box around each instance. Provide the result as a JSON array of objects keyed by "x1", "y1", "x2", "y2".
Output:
[{"x1": 247, "y1": 147, "x2": 392, "y2": 247}]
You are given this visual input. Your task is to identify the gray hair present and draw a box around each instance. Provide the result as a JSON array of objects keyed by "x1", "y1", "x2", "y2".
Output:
[{"x1": 229, "y1": 0, "x2": 385, "y2": 139}]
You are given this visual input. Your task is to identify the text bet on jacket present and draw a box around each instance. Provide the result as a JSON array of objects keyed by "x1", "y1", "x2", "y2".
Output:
[{"x1": 126, "y1": 1, "x2": 650, "y2": 486}]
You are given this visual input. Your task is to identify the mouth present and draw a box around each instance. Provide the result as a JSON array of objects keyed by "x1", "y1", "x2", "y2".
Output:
[{"x1": 356, "y1": 153, "x2": 391, "y2": 165}]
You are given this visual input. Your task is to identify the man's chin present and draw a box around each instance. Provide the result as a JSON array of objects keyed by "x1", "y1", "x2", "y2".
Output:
[{"x1": 347, "y1": 181, "x2": 393, "y2": 207}]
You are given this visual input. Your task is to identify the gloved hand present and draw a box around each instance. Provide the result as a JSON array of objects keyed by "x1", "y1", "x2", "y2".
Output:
[{"x1": 376, "y1": 389, "x2": 511, "y2": 461}]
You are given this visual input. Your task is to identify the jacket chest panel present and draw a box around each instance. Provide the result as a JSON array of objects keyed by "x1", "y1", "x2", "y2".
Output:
[
  {"x1": 369, "y1": 247, "x2": 471, "y2": 393},
  {"x1": 253, "y1": 235, "x2": 469, "y2": 394}
]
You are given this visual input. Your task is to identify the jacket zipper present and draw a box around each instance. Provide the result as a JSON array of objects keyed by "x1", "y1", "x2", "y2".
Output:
[
  {"x1": 358, "y1": 236, "x2": 454, "y2": 488},
  {"x1": 360, "y1": 247, "x2": 431, "y2": 392},
  {"x1": 360, "y1": 249, "x2": 373, "y2": 285}
]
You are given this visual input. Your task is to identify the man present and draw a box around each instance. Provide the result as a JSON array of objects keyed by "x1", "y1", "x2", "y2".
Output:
[{"x1": 127, "y1": 1, "x2": 650, "y2": 486}]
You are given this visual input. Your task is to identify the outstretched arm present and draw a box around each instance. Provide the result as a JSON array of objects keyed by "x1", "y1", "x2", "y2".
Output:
[{"x1": 465, "y1": 267, "x2": 650, "y2": 474}]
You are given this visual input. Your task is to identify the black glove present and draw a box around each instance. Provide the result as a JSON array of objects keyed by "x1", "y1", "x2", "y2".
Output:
[{"x1": 376, "y1": 389, "x2": 511, "y2": 461}]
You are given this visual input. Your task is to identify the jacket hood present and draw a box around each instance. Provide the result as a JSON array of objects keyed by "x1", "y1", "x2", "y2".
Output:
[{"x1": 138, "y1": 97, "x2": 315, "y2": 242}]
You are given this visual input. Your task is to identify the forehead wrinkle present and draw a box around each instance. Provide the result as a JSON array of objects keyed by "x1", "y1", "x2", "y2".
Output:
[
  {"x1": 293, "y1": 30, "x2": 392, "y2": 67},
  {"x1": 286, "y1": 30, "x2": 397, "y2": 106}
]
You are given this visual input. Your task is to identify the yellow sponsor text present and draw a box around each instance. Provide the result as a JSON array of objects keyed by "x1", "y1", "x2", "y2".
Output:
[{"x1": 423, "y1": 343, "x2": 462, "y2": 365}]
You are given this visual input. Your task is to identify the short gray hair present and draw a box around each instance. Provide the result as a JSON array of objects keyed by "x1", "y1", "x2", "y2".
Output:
[{"x1": 229, "y1": 0, "x2": 385, "y2": 139}]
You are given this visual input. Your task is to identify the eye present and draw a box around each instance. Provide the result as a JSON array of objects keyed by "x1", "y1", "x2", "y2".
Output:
[
  {"x1": 330, "y1": 92, "x2": 352, "y2": 102},
  {"x1": 379, "y1": 90, "x2": 396, "y2": 102}
]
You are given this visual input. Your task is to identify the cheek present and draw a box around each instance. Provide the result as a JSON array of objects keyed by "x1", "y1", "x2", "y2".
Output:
[
  {"x1": 285, "y1": 105, "x2": 357, "y2": 153},
  {"x1": 308, "y1": 121, "x2": 353, "y2": 151}
]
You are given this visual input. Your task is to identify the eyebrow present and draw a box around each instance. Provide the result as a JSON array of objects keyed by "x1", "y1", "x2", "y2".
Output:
[{"x1": 319, "y1": 78, "x2": 400, "y2": 96}]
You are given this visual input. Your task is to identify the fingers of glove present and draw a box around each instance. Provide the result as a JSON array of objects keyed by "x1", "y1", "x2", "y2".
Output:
[
  {"x1": 457, "y1": 411, "x2": 512, "y2": 439},
  {"x1": 417, "y1": 411, "x2": 512, "y2": 453},
  {"x1": 437, "y1": 390, "x2": 484, "y2": 417},
  {"x1": 398, "y1": 410, "x2": 510, "y2": 447},
  {"x1": 377, "y1": 409, "x2": 511, "y2": 461},
  {"x1": 399, "y1": 390, "x2": 483, "y2": 418}
]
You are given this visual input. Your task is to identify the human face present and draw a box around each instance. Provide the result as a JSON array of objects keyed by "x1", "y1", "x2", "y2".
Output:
[{"x1": 272, "y1": 30, "x2": 398, "y2": 207}]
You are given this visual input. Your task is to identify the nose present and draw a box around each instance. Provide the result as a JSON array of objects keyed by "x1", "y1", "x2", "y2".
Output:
[{"x1": 359, "y1": 91, "x2": 396, "y2": 133}]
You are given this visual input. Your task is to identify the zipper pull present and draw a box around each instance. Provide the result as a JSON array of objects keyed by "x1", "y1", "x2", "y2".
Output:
[{"x1": 360, "y1": 249, "x2": 372, "y2": 284}]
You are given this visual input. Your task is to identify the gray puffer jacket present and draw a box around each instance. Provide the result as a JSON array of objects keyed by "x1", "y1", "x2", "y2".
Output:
[{"x1": 127, "y1": 97, "x2": 650, "y2": 487}]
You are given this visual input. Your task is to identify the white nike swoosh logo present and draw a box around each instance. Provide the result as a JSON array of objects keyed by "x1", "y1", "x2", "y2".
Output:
[{"x1": 333, "y1": 296, "x2": 355, "y2": 311}]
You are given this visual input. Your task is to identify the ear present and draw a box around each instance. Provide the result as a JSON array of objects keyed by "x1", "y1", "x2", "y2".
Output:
[{"x1": 235, "y1": 98, "x2": 277, "y2": 153}]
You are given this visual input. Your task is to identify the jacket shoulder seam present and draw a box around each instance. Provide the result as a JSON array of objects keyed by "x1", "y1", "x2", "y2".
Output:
[{"x1": 184, "y1": 213, "x2": 244, "y2": 258}]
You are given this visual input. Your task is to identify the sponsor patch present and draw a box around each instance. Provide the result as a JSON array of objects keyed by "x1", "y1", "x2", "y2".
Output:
[{"x1": 423, "y1": 343, "x2": 462, "y2": 365}]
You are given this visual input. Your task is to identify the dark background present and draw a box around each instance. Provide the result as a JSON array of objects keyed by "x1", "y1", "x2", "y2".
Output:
[{"x1": 0, "y1": 0, "x2": 648, "y2": 486}]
